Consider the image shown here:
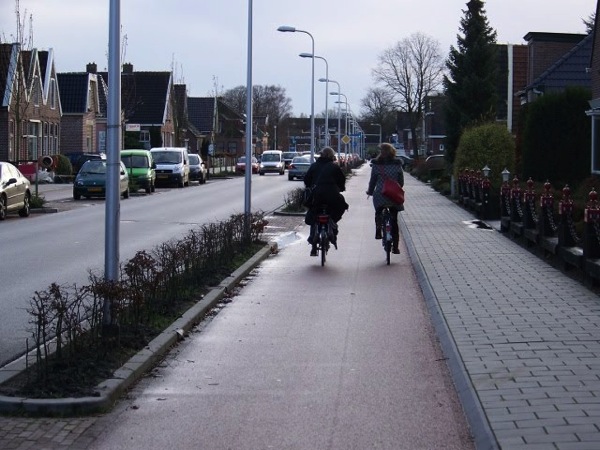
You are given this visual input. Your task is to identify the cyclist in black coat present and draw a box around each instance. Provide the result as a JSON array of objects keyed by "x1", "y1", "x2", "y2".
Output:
[{"x1": 304, "y1": 147, "x2": 349, "y2": 256}]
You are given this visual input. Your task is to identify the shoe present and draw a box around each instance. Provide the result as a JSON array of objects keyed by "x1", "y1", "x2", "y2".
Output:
[
  {"x1": 392, "y1": 247, "x2": 400, "y2": 254},
  {"x1": 310, "y1": 247, "x2": 318, "y2": 256},
  {"x1": 307, "y1": 236, "x2": 313, "y2": 244},
  {"x1": 375, "y1": 229, "x2": 382, "y2": 240}
]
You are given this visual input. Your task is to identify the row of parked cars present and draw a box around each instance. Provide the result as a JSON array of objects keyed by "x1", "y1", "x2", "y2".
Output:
[
  {"x1": 72, "y1": 147, "x2": 207, "y2": 200},
  {"x1": 0, "y1": 147, "x2": 210, "y2": 221}
]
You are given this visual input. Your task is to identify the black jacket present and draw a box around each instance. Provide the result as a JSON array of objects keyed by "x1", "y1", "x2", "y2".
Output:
[{"x1": 304, "y1": 156, "x2": 348, "y2": 222}]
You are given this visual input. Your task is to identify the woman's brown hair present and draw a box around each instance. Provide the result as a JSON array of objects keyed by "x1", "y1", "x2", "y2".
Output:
[{"x1": 377, "y1": 143, "x2": 396, "y2": 161}]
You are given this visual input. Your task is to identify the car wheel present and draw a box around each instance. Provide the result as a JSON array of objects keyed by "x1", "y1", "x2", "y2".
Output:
[
  {"x1": 259, "y1": 171, "x2": 264, "y2": 176},
  {"x1": 73, "y1": 191, "x2": 81, "y2": 200},
  {"x1": 280, "y1": 170, "x2": 284, "y2": 175},
  {"x1": 288, "y1": 175, "x2": 293, "y2": 181},
  {"x1": 145, "y1": 185, "x2": 151, "y2": 194},
  {"x1": 123, "y1": 187, "x2": 130, "y2": 199},
  {"x1": 0, "y1": 195, "x2": 7, "y2": 220},
  {"x1": 18, "y1": 193, "x2": 30, "y2": 217}
]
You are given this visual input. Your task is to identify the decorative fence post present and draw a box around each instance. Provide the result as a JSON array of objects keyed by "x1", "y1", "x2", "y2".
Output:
[
  {"x1": 539, "y1": 181, "x2": 557, "y2": 238},
  {"x1": 500, "y1": 173, "x2": 512, "y2": 231},
  {"x1": 583, "y1": 188, "x2": 600, "y2": 259},
  {"x1": 510, "y1": 176, "x2": 523, "y2": 224},
  {"x1": 523, "y1": 178, "x2": 538, "y2": 229},
  {"x1": 557, "y1": 185, "x2": 580, "y2": 247},
  {"x1": 481, "y1": 170, "x2": 491, "y2": 220}
]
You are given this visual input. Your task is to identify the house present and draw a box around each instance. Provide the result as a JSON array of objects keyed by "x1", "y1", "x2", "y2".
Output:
[
  {"x1": 586, "y1": 0, "x2": 600, "y2": 173},
  {"x1": 96, "y1": 63, "x2": 176, "y2": 150},
  {"x1": 517, "y1": 32, "x2": 592, "y2": 104},
  {"x1": 0, "y1": 44, "x2": 61, "y2": 163},
  {"x1": 57, "y1": 65, "x2": 105, "y2": 153},
  {"x1": 186, "y1": 97, "x2": 246, "y2": 161}
]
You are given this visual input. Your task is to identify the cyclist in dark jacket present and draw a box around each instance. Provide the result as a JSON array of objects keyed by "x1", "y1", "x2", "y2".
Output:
[
  {"x1": 366, "y1": 143, "x2": 404, "y2": 254},
  {"x1": 304, "y1": 147, "x2": 348, "y2": 256}
]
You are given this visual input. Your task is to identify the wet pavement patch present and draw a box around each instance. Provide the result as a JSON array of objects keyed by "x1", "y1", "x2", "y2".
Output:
[{"x1": 462, "y1": 220, "x2": 493, "y2": 230}]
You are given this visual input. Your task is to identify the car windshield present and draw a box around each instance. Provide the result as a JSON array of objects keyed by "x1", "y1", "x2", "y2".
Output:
[
  {"x1": 237, "y1": 157, "x2": 247, "y2": 163},
  {"x1": 80, "y1": 160, "x2": 107, "y2": 174},
  {"x1": 188, "y1": 154, "x2": 199, "y2": 165},
  {"x1": 262, "y1": 154, "x2": 280, "y2": 162},
  {"x1": 122, "y1": 155, "x2": 149, "y2": 169},
  {"x1": 152, "y1": 151, "x2": 182, "y2": 164},
  {"x1": 283, "y1": 152, "x2": 297, "y2": 159},
  {"x1": 292, "y1": 156, "x2": 310, "y2": 164}
]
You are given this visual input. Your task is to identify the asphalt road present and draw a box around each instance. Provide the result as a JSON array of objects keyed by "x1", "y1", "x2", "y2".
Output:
[{"x1": 0, "y1": 173, "x2": 302, "y2": 367}]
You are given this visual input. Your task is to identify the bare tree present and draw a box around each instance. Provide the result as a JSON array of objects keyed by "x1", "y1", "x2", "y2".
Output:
[
  {"x1": 221, "y1": 84, "x2": 292, "y2": 147},
  {"x1": 360, "y1": 87, "x2": 397, "y2": 138},
  {"x1": 372, "y1": 32, "x2": 445, "y2": 155}
]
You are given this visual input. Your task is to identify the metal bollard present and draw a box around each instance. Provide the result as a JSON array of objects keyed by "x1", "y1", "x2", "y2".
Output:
[{"x1": 539, "y1": 180, "x2": 557, "y2": 238}]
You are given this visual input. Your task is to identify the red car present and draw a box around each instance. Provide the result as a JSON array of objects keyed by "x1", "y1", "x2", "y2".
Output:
[{"x1": 235, "y1": 156, "x2": 259, "y2": 174}]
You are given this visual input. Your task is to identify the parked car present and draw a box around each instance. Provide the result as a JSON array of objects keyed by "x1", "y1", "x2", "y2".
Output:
[
  {"x1": 288, "y1": 156, "x2": 311, "y2": 181},
  {"x1": 121, "y1": 149, "x2": 156, "y2": 194},
  {"x1": 259, "y1": 150, "x2": 285, "y2": 175},
  {"x1": 63, "y1": 152, "x2": 106, "y2": 175},
  {"x1": 282, "y1": 151, "x2": 299, "y2": 169},
  {"x1": 396, "y1": 155, "x2": 415, "y2": 170},
  {"x1": 188, "y1": 153, "x2": 207, "y2": 184},
  {"x1": 235, "y1": 156, "x2": 259, "y2": 174},
  {"x1": 0, "y1": 161, "x2": 31, "y2": 220},
  {"x1": 150, "y1": 147, "x2": 190, "y2": 188},
  {"x1": 73, "y1": 159, "x2": 130, "y2": 200}
]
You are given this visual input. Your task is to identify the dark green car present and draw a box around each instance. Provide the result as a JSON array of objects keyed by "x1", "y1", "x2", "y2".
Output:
[{"x1": 73, "y1": 160, "x2": 130, "y2": 200}]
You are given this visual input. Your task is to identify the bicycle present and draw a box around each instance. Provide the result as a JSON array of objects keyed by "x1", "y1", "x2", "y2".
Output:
[
  {"x1": 311, "y1": 205, "x2": 337, "y2": 266},
  {"x1": 381, "y1": 206, "x2": 394, "y2": 265}
]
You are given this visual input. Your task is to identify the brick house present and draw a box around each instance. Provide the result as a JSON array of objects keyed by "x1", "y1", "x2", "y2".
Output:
[
  {"x1": 96, "y1": 63, "x2": 176, "y2": 150},
  {"x1": 0, "y1": 44, "x2": 61, "y2": 163},
  {"x1": 57, "y1": 66, "x2": 105, "y2": 154}
]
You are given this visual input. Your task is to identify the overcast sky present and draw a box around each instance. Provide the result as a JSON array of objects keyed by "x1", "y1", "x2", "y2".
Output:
[{"x1": 0, "y1": 0, "x2": 596, "y2": 117}]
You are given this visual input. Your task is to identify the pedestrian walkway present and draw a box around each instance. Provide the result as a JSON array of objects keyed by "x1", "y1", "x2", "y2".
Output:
[
  {"x1": 400, "y1": 173, "x2": 600, "y2": 450},
  {"x1": 3, "y1": 165, "x2": 600, "y2": 449}
]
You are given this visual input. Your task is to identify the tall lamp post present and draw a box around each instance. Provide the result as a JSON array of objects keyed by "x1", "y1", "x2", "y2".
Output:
[
  {"x1": 301, "y1": 53, "x2": 328, "y2": 147},
  {"x1": 278, "y1": 25, "x2": 315, "y2": 162},
  {"x1": 319, "y1": 78, "x2": 340, "y2": 160},
  {"x1": 331, "y1": 91, "x2": 348, "y2": 154}
]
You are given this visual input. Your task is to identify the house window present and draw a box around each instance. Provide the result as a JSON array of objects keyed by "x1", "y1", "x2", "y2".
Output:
[
  {"x1": 86, "y1": 125, "x2": 94, "y2": 151},
  {"x1": 33, "y1": 77, "x2": 40, "y2": 107},
  {"x1": 25, "y1": 121, "x2": 40, "y2": 160},
  {"x1": 228, "y1": 142, "x2": 237, "y2": 153},
  {"x1": 50, "y1": 79, "x2": 57, "y2": 109},
  {"x1": 43, "y1": 122, "x2": 48, "y2": 155},
  {"x1": 140, "y1": 130, "x2": 150, "y2": 145}
]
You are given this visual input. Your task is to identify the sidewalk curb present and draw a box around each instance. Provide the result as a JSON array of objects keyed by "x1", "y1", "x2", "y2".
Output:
[
  {"x1": 399, "y1": 212, "x2": 499, "y2": 450},
  {"x1": 0, "y1": 243, "x2": 276, "y2": 416}
]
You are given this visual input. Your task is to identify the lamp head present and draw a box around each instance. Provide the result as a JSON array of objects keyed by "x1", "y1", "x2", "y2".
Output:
[
  {"x1": 299, "y1": 52, "x2": 313, "y2": 58},
  {"x1": 330, "y1": 91, "x2": 340, "y2": 95},
  {"x1": 277, "y1": 25, "x2": 296, "y2": 32},
  {"x1": 482, "y1": 165, "x2": 491, "y2": 177},
  {"x1": 318, "y1": 78, "x2": 328, "y2": 82}
]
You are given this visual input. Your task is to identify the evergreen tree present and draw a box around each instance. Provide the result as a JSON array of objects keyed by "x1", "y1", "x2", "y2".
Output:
[{"x1": 443, "y1": 0, "x2": 498, "y2": 166}]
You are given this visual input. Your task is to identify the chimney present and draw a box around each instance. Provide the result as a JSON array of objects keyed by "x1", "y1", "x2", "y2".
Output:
[
  {"x1": 122, "y1": 63, "x2": 133, "y2": 74},
  {"x1": 86, "y1": 62, "x2": 97, "y2": 74}
]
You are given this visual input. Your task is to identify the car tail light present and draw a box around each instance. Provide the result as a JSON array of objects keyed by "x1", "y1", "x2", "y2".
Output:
[{"x1": 289, "y1": 164, "x2": 295, "y2": 169}]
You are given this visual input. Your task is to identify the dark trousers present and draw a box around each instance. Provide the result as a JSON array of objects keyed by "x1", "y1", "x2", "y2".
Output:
[{"x1": 375, "y1": 206, "x2": 399, "y2": 246}]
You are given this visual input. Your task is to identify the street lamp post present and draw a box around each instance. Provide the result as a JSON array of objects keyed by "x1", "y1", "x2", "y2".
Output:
[
  {"x1": 331, "y1": 91, "x2": 348, "y2": 154},
  {"x1": 302, "y1": 54, "x2": 328, "y2": 147},
  {"x1": 278, "y1": 25, "x2": 316, "y2": 162},
  {"x1": 319, "y1": 78, "x2": 340, "y2": 160}
]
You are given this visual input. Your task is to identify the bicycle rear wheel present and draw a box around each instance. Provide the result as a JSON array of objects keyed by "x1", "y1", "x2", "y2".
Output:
[{"x1": 320, "y1": 230, "x2": 328, "y2": 266}]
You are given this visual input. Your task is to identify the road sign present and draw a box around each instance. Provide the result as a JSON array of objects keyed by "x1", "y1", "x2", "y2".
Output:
[
  {"x1": 341, "y1": 135, "x2": 351, "y2": 145},
  {"x1": 208, "y1": 144, "x2": 215, "y2": 156},
  {"x1": 349, "y1": 133, "x2": 362, "y2": 137}
]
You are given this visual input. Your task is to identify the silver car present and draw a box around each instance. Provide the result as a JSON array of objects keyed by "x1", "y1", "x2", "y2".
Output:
[
  {"x1": 0, "y1": 161, "x2": 31, "y2": 220},
  {"x1": 288, "y1": 156, "x2": 311, "y2": 181}
]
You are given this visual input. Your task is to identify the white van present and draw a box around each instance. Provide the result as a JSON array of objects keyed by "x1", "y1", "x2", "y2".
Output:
[
  {"x1": 259, "y1": 150, "x2": 285, "y2": 175},
  {"x1": 150, "y1": 147, "x2": 190, "y2": 188}
]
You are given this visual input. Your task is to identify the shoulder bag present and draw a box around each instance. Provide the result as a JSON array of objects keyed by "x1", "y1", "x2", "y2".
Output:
[{"x1": 378, "y1": 165, "x2": 405, "y2": 205}]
